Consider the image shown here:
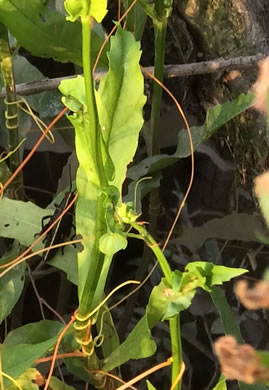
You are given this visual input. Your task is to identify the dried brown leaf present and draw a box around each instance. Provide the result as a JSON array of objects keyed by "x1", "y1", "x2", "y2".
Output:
[
  {"x1": 235, "y1": 280, "x2": 269, "y2": 310},
  {"x1": 253, "y1": 57, "x2": 269, "y2": 114},
  {"x1": 214, "y1": 336, "x2": 269, "y2": 384}
]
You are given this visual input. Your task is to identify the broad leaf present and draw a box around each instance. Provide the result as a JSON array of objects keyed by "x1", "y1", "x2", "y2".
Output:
[
  {"x1": 147, "y1": 277, "x2": 196, "y2": 322},
  {"x1": 174, "y1": 213, "x2": 267, "y2": 252},
  {"x1": 0, "y1": 197, "x2": 78, "y2": 284},
  {"x1": 185, "y1": 262, "x2": 248, "y2": 292},
  {"x1": 5, "y1": 368, "x2": 40, "y2": 390},
  {"x1": 0, "y1": 262, "x2": 25, "y2": 325},
  {"x1": 97, "y1": 26, "x2": 146, "y2": 190},
  {"x1": 0, "y1": 197, "x2": 51, "y2": 248},
  {"x1": 103, "y1": 314, "x2": 156, "y2": 371},
  {"x1": 0, "y1": 0, "x2": 108, "y2": 68},
  {"x1": 2, "y1": 320, "x2": 63, "y2": 384}
]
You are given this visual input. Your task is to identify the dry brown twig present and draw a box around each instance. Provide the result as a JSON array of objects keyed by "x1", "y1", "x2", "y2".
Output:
[{"x1": 0, "y1": 53, "x2": 265, "y2": 98}]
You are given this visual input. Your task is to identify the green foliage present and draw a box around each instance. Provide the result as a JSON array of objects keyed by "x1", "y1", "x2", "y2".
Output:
[
  {"x1": 0, "y1": 0, "x2": 108, "y2": 68},
  {"x1": 1, "y1": 321, "x2": 63, "y2": 387},
  {"x1": 104, "y1": 261, "x2": 246, "y2": 371},
  {"x1": 0, "y1": 249, "x2": 24, "y2": 325},
  {"x1": 212, "y1": 375, "x2": 227, "y2": 390},
  {"x1": 128, "y1": 92, "x2": 254, "y2": 183},
  {"x1": 0, "y1": 1, "x2": 259, "y2": 389}
]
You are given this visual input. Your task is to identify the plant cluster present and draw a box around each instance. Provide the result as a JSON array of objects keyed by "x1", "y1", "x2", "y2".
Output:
[{"x1": 0, "y1": 1, "x2": 268, "y2": 390}]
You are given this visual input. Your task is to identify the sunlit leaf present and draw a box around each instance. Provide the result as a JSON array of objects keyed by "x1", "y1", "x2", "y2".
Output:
[
  {"x1": 0, "y1": 0, "x2": 108, "y2": 68},
  {"x1": 185, "y1": 262, "x2": 248, "y2": 292},
  {"x1": 97, "y1": 26, "x2": 146, "y2": 190}
]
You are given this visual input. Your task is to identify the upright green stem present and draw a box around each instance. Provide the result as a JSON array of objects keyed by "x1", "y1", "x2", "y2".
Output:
[
  {"x1": 169, "y1": 316, "x2": 182, "y2": 390},
  {"x1": 0, "y1": 23, "x2": 23, "y2": 199},
  {"x1": 118, "y1": 2, "x2": 169, "y2": 340},
  {"x1": 150, "y1": 17, "x2": 167, "y2": 156},
  {"x1": 131, "y1": 220, "x2": 182, "y2": 390},
  {"x1": 131, "y1": 221, "x2": 172, "y2": 285},
  {"x1": 81, "y1": 15, "x2": 107, "y2": 188}
]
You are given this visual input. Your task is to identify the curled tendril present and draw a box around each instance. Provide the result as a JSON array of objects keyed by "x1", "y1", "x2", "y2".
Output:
[{"x1": 4, "y1": 96, "x2": 55, "y2": 143}]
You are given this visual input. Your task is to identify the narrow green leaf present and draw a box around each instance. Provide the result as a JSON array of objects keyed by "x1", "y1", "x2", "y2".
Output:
[
  {"x1": 128, "y1": 93, "x2": 254, "y2": 182},
  {"x1": 210, "y1": 286, "x2": 244, "y2": 343},
  {"x1": 0, "y1": 0, "x2": 108, "y2": 68},
  {"x1": 210, "y1": 289, "x2": 267, "y2": 390},
  {"x1": 212, "y1": 375, "x2": 227, "y2": 390},
  {"x1": 146, "y1": 381, "x2": 157, "y2": 390}
]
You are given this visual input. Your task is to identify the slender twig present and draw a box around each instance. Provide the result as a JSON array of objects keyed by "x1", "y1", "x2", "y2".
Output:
[{"x1": 0, "y1": 53, "x2": 264, "y2": 98}]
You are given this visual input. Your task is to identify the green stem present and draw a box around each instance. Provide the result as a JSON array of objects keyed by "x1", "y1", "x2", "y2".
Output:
[
  {"x1": 81, "y1": 15, "x2": 107, "y2": 188},
  {"x1": 150, "y1": 17, "x2": 167, "y2": 155},
  {"x1": 131, "y1": 221, "x2": 172, "y2": 285},
  {"x1": 169, "y1": 315, "x2": 182, "y2": 390},
  {"x1": 0, "y1": 23, "x2": 23, "y2": 199},
  {"x1": 78, "y1": 194, "x2": 106, "y2": 316},
  {"x1": 132, "y1": 220, "x2": 182, "y2": 389}
]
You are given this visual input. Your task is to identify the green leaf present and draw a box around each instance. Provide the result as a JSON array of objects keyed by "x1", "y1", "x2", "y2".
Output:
[
  {"x1": 65, "y1": 0, "x2": 107, "y2": 23},
  {"x1": 146, "y1": 381, "x2": 157, "y2": 390},
  {"x1": 147, "y1": 277, "x2": 196, "y2": 321},
  {"x1": 89, "y1": 0, "x2": 107, "y2": 23},
  {"x1": 177, "y1": 92, "x2": 255, "y2": 156},
  {"x1": 0, "y1": 0, "x2": 108, "y2": 68},
  {"x1": 212, "y1": 375, "x2": 227, "y2": 390},
  {"x1": 0, "y1": 197, "x2": 51, "y2": 248},
  {"x1": 2, "y1": 320, "x2": 63, "y2": 384},
  {"x1": 48, "y1": 246, "x2": 78, "y2": 285},
  {"x1": 123, "y1": 1, "x2": 147, "y2": 41},
  {"x1": 128, "y1": 93, "x2": 254, "y2": 182},
  {"x1": 96, "y1": 26, "x2": 146, "y2": 190},
  {"x1": 0, "y1": 197, "x2": 77, "y2": 285},
  {"x1": 185, "y1": 262, "x2": 248, "y2": 291},
  {"x1": 0, "y1": 263, "x2": 25, "y2": 325},
  {"x1": 59, "y1": 76, "x2": 101, "y2": 186},
  {"x1": 210, "y1": 289, "x2": 267, "y2": 390},
  {"x1": 48, "y1": 376, "x2": 76, "y2": 390},
  {"x1": 174, "y1": 213, "x2": 268, "y2": 252},
  {"x1": 5, "y1": 368, "x2": 40, "y2": 390},
  {"x1": 99, "y1": 231, "x2": 127, "y2": 255},
  {"x1": 103, "y1": 314, "x2": 156, "y2": 371},
  {"x1": 210, "y1": 286, "x2": 244, "y2": 343}
]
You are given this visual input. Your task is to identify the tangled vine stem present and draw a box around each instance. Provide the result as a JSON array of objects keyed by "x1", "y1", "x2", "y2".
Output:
[{"x1": 0, "y1": 53, "x2": 264, "y2": 98}]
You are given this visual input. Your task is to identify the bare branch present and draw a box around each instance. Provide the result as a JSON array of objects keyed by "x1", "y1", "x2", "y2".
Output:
[{"x1": 0, "y1": 53, "x2": 265, "y2": 98}]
